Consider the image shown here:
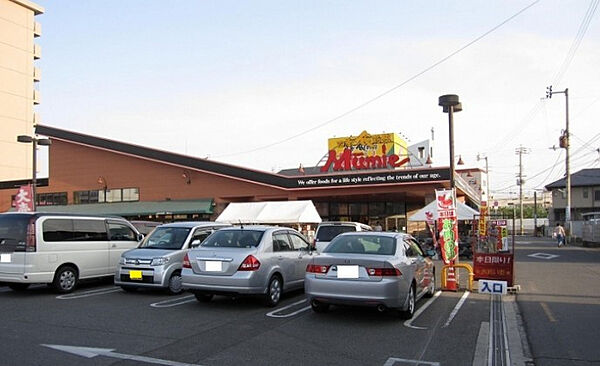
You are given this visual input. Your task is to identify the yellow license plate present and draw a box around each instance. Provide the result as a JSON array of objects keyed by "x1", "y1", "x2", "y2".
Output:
[{"x1": 129, "y1": 270, "x2": 143, "y2": 280}]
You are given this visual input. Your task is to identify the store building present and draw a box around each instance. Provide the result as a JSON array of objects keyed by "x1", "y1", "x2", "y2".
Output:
[
  {"x1": 0, "y1": 125, "x2": 481, "y2": 234},
  {"x1": 0, "y1": 0, "x2": 44, "y2": 181}
]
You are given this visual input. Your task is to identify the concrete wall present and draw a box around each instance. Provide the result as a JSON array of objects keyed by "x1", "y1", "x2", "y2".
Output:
[{"x1": 0, "y1": 0, "x2": 43, "y2": 181}]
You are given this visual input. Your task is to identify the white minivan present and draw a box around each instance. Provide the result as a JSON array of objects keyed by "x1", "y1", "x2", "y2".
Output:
[{"x1": 0, "y1": 212, "x2": 142, "y2": 293}]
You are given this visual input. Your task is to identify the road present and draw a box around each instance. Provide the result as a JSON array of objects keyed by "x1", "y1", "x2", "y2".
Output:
[
  {"x1": 0, "y1": 264, "x2": 494, "y2": 366},
  {"x1": 515, "y1": 236, "x2": 600, "y2": 365}
]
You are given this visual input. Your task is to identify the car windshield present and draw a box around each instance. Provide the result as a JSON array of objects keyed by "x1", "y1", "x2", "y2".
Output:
[
  {"x1": 316, "y1": 225, "x2": 356, "y2": 241},
  {"x1": 324, "y1": 235, "x2": 396, "y2": 255},
  {"x1": 201, "y1": 230, "x2": 264, "y2": 248},
  {"x1": 139, "y1": 227, "x2": 191, "y2": 250}
]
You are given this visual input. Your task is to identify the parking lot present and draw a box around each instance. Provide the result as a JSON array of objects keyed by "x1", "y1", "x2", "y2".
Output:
[{"x1": 0, "y1": 263, "x2": 494, "y2": 366}]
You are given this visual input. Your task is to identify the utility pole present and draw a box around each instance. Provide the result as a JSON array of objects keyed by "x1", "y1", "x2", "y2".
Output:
[
  {"x1": 477, "y1": 153, "x2": 490, "y2": 202},
  {"x1": 546, "y1": 86, "x2": 571, "y2": 243},
  {"x1": 515, "y1": 146, "x2": 530, "y2": 235}
]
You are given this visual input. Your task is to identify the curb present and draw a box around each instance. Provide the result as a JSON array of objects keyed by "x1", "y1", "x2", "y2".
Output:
[{"x1": 503, "y1": 295, "x2": 533, "y2": 365}]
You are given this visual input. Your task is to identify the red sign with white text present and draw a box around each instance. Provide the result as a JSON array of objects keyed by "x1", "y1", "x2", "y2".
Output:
[
  {"x1": 14, "y1": 185, "x2": 33, "y2": 212},
  {"x1": 473, "y1": 253, "x2": 513, "y2": 286}
]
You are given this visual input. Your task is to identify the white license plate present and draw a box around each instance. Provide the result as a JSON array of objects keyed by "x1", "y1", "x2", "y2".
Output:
[
  {"x1": 0, "y1": 254, "x2": 11, "y2": 263},
  {"x1": 337, "y1": 265, "x2": 359, "y2": 278},
  {"x1": 205, "y1": 261, "x2": 223, "y2": 272}
]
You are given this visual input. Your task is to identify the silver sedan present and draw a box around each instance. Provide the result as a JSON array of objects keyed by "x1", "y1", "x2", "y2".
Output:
[
  {"x1": 305, "y1": 232, "x2": 436, "y2": 318},
  {"x1": 182, "y1": 226, "x2": 313, "y2": 307}
]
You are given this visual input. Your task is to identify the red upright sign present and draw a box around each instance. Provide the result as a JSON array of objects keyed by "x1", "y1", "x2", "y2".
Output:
[
  {"x1": 473, "y1": 253, "x2": 513, "y2": 286},
  {"x1": 14, "y1": 185, "x2": 34, "y2": 212}
]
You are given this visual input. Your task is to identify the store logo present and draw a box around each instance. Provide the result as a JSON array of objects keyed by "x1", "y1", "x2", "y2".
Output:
[{"x1": 320, "y1": 145, "x2": 409, "y2": 172}]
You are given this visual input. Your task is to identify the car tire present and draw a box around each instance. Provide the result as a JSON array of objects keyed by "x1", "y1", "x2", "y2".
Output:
[
  {"x1": 120, "y1": 285, "x2": 137, "y2": 293},
  {"x1": 166, "y1": 272, "x2": 183, "y2": 295},
  {"x1": 52, "y1": 265, "x2": 78, "y2": 294},
  {"x1": 8, "y1": 283, "x2": 30, "y2": 291},
  {"x1": 400, "y1": 285, "x2": 416, "y2": 319},
  {"x1": 264, "y1": 275, "x2": 282, "y2": 307},
  {"x1": 193, "y1": 292, "x2": 214, "y2": 302},
  {"x1": 425, "y1": 272, "x2": 436, "y2": 298},
  {"x1": 310, "y1": 300, "x2": 330, "y2": 313}
]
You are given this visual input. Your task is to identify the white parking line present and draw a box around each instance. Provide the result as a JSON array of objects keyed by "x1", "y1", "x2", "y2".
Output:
[
  {"x1": 403, "y1": 291, "x2": 442, "y2": 330},
  {"x1": 150, "y1": 295, "x2": 196, "y2": 308},
  {"x1": 441, "y1": 291, "x2": 470, "y2": 328},
  {"x1": 266, "y1": 299, "x2": 310, "y2": 318},
  {"x1": 383, "y1": 357, "x2": 440, "y2": 366},
  {"x1": 56, "y1": 287, "x2": 122, "y2": 300}
]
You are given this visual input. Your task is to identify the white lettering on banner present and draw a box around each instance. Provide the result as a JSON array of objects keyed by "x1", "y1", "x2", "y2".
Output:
[
  {"x1": 295, "y1": 171, "x2": 445, "y2": 187},
  {"x1": 479, "y1": 280, "x2": 507, "y2": 295}
]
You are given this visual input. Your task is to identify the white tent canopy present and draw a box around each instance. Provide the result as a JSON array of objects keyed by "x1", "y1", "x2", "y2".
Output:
[
  {"x1": 216, "y1": 200, "x2": 322, "y2": 224},
  {"x1": 409, "y1": 200, "x2": 479, "y2": 221}
]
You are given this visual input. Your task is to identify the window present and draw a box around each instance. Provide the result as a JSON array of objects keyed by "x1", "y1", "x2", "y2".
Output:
[
  {"x1": 272, "y1": 232, "x2": 293, "y2": 252},
  {"x1": 36, "y1": 192, "x2": 67, "y2": 206},
  {"x1": 140, "y1": 227, "x2": 191, "y2": 249},
  {"x1": 201, "y1": 230, "x2": 264, "y2": 248},
  {"x1": 324, "y1": 235, "x2": 396, "y2": 255},
  {"x1": 104, "y1": 189, "x2": 122, "y2": 203},
  {"x1": 74, "y1": 190, "x2": 101, "y2": 204},
  {"x1": 583, "y1": 188, "x2": 589, "y2": 199},
  {"x1": 107, "y1": 223, "x2": 136, "y2": 241},
  {"x1": 288, "y1": 233, "x2": 309, "y2": 251},
  {"x1": 406, "y1": 238, "x2": 424, "y2": 257},
  {"x1": 122, "y1": 188, "x2": 139, "y2": 202},
  {"x1": 190, "y1": 229, "x2": 212, "y2": 247},
  {"x1": 43, "y1": 219, "x2": 74, "y2": 241},
  {"x1": 72, "y1": 219, "x2": 108, "y2": 241},
  {"x1": 594, "y1": 190, "x2": 600, "y2": 201}
]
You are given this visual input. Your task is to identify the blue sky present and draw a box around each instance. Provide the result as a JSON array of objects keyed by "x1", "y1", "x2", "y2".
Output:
[{"x1": 35, "y1": 1, "x2": 600, "y2": 198}]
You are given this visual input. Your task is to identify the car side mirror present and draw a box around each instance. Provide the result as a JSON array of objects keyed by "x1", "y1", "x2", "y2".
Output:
[
  {"x1": 425, "y1": 249, "x2": 436, "y2": 258},
  {"x1": 137, "y1": 234, "x2": 144, "y2": 242},
  {"x1": 190, "y1": 239, "x2": 202, "y2": 248}
]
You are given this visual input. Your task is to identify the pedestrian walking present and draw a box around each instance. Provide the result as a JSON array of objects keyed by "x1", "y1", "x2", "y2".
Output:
[{"x1": 553, "y1": 223, "x2": 566, "y2": 247}]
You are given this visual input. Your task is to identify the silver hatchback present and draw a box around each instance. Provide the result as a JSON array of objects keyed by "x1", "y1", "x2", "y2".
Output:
[
  {"x1": 182, "y1": 226, "x2": 313, "y2": 306},
  {"x1": 305, "y1": 232, "x2": 436, "y2": 318},
  {"x1": 115, "y1": 222, "x2": 230, "y2": 294}
]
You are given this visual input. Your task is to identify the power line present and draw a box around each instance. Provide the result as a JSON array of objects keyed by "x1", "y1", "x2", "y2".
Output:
[{"x1": 211, "y1": 0, "x2": 542, "y2": 159}]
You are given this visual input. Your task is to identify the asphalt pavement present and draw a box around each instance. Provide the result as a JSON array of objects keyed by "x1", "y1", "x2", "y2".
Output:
[
  {"x1": 515, "y1": 236, "x2": 600, "y2": 365},
  {"x1": 0, "y1": 265, "x2": 496, "y2": 366}
]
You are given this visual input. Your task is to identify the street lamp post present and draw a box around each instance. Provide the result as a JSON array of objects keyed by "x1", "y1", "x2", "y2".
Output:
[
  {"x1": 546, "y1": 86, "x2": 571, "y2": 243},
  {"x1": 438, "y1": 95, "x2": 462, "y2": 189},
  {"x1": 17, "y1": 134, "x2": 52, "y2": 211}
]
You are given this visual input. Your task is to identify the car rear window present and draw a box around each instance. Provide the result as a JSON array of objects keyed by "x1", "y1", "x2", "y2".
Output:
[
  {"x1": 0, "y1": 214, "x2": 31, "y2": 252},
  {"x1": 316, "y1": 225, "x2": 356, "y2": 241},
  {"x1": 324, "y1": 235, "x2": 396, "y2": 255},
  {"x1": 201, "y1": 230, "x2": 264, "y2": 248}
]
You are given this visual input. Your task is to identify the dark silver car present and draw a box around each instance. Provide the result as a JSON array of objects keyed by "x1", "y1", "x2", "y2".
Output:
[
  {"x1": 115, "y1": 222, "x2": 230, "y2": 294},
  {"x1": 305, "y1": 232, "x2": 435, "y2": 318},
  {"x1": 182, "y1": 226, "x2": 313, "y2": 306}
]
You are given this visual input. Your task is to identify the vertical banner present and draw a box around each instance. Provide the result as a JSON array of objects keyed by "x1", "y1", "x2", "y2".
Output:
[
  {"x1": 14, "y1": 185, "x2": 34, "y2": 212},
  {"x1": 436, "y1": 189, "x2": 458, "y2": 264},
  {"x1": 478, "y1": 201, "x2": 488, "y2": 237}
]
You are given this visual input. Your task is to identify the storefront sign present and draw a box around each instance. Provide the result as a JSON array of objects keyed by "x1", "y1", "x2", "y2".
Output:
[
  {"x1": 473, "y1": 253, "x2": 513, "y2": 286},
  {"x1": 436, "y1": 189, "x2": 458, "y2": 264},
  {"x1": 320, "y1": 145, "x2": 409, "y2": 172},
  {"x1": 14, "y1": 185, "x2": 33, "y2": 212},
  {"x1": 321, "y1": 130, "x2": 409, "y2": 172},
  {"x1": 295, "y1": 169, "x2": 448, "y2": 188}
]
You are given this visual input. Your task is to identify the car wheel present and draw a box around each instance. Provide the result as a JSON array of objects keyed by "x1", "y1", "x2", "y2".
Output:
[
  {"x1": 8, "y1": 283, "x2": 30, "y2": 291},
  {"x1": 52, "y1": 266, "x2": 78, "y2": 293},
  {"x1": 400, "y1": 285, "x2": 416, "y2": 319},
  {"x1": 310, "y1": 300, "x2": 330, "y2": 313},
  {"x1": 193, "y1": 292, "x2": 213, "y2": 302},
  {"x1": 264, "y1": 275, "x2": 282, "y2": 307},
  {"x1": 425, "y1": 272, "x2": 436, "y2": 298},
  {"x1": 120, "y1": 285, "x2": 137, "y2": 293},
  {"x1": 167, "y1": 272, "x2": 183, "y2": 295}
]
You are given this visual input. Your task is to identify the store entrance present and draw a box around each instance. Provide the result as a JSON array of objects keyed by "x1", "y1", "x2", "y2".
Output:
[{"x1": 385, "y1": 215, "x2": 407, "y2": 232}]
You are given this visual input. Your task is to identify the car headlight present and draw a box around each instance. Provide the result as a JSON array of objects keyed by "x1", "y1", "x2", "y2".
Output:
[
  {"x1": 151, "y1": 257, "x2": 169, "y2": 266},
  {"x1": 119, "y1": 257, "x2": 126, "y2": 265}
]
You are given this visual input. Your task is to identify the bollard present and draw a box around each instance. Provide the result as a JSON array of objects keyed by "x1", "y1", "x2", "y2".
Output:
[{"x1": 441, "y1": 263, "x2": 474, "y2": 291}]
